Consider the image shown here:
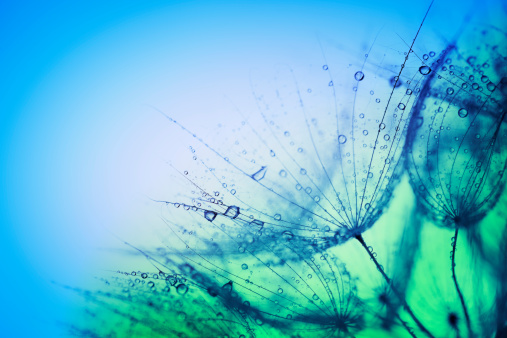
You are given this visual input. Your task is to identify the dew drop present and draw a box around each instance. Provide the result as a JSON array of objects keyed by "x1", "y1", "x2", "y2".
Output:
[
  {"x1": 279, "y1": 170, "x2": 287, "y2": 177},
  {"x1": 446, "y1": 87, "x2": 454, "y2": 95},
  {"x1": 363, "y1": 130, "x2": 368, "y2": 136},
  {"x1": 398, "y1": 103, "x2": 406, "y2": 110},
  {"x1": 241, "y1": 263, "x2": 248, "y2": 270},
  {"x1": 300, "y1": 168, "x2": 307, "y2": 175},
  {"x1": 354, "y1": 71, "x2": 365, "y2": 81},
  {"x1": 419, "y1": 66, "x2": 431, "y2": 75},
  {"x1": 322, "y1": 65, "x2": 328, "y2": 70},
  {"x1": 338, "y1": 134, "x2": 347, "y2": 144},
  {"x1": 384, "y1": 134, "x2": 390, "y2": 141},
  {"x1": 224, "y1": 206, "x2": 240, "y2": 219},
  {"x1": 278, "y1": 288, "x2": 284, "y2": 294},
  {"x1": 274, "y1": 214, "x2": 281, "y2": 221},
  {"x1": 204, "y1": 210, "x2": 217, "y2": 222},
  {"x1": 176, "y1": 284, "x2": 188, "y2": 295},
  {"x1": 282, "y1": 230, "x2": 294, "y2": 241},
  {"x1": 458, "y1": 108, "x2": 468, "y2": 118},
  {"x1": 251, "y1": 166, "x2": 267, "y2": 181}
]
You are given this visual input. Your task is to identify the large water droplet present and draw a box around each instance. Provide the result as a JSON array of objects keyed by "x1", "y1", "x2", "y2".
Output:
[
  {"x1": 354, "y1": 71, "x2": 365, "y2": 81},
  {"x1": 251, "y1": 166, "x2": 267, "y2": 181},
  {"x1": 222, "y1": 281, "x2": 233, "y2": 293},
  {"x1": 419, "y1": 66, "x2": 431, "y2": 75},
  {"x1": 176, "y1": 284, "x2": 188, "y2": 295},
  {"x1": 204, "y1": 210, "x2": 217, "y2": 222},
  {"x1": 224, "y1": 206, "x2": 240, "y2": 219},
  {"x1": 458, "y1": 108, "x2": 468, "y2": 118}
]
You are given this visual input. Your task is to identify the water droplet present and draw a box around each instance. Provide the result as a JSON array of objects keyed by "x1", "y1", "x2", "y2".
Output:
[
  {"x1": 406, "y1": 89, "x2": 412, "y2": 95},
  {"x1": 487, "y1": 82, "x2": 496, "y2": 91},
  {"x1": 295, "y1": 184, "x2": 302, "y2": 191},
  {"x1": 354, "y1": 71, "x2": 365, "y2": 81},
  {"x1": 423, "y1": 54, "x2": 429, "y2": 60},
  {"x1": 328, "y1": 81, "x2": 334, "y2": 86},
  {"x1": 279, "y1": 170, "x2": 287, "y2": 177},
  {"x1": 270, "y1": 150, "x2": 276, "y2": 157},
  {"x1": 376, "y1": 98, "x2": 380, "y2": 103},
  {"x1": 359, "y1": 113, "x2": 364, "y2": 119},
  {"x1": 282, "y1": 230, "x2": 294, "y2": 241},
  {"x1": 224, "y1": 206, "x2": 240, "y2": 219},
  {"x1": 481, "y1": 75, "x2": 489, "y2": 83},
  {"x1": 204, "y1": 210, "x2": 217, "y2": 222},
  {"x1": 274, "y1": 214, "x2": 281, "y2": 221},
  {"x1": 384, "y1": 134, "x2": 390, "y2": 141},
  {"x1": 312, "y1": 294, "x2": 319, "y2": 301},
  {"x1": 176, "y1": 284, "x2": 188, "y2": 295},
  {"x1": 458, "y1": 108, "x2": 468, "y2": 118},
  {"x1": 251, "y1": 166, "x2": 267, "y2": 181},
  {"x1": 300, "y1": 168, "x2": 307, "y2": 175},
  {"x1": 429, "y1": 51, "x2": 435, "y2": 57},
  {"x1": 389, "y1": 76, "x2": 402, "y2": 87},
  {"x1": 363, "y1": 130, "x2": 368, "y2": 136},
  {"x1": 338, "y1": 135, "x2": 347, "y2": 144},
  {"x1": 379, "y1": 123, "x2": 386, "y2": 130},
  {"x1": 222, "y1": 281, "x2": 233, "y2": 293},
  {"x1": 322, "y1": 65, "x2": 328, "y2": 70},
  {"x1": 419, "y1": 66, "x2": 431, "y2": 75},
  {"x1": 284, "y1": 131, "x2": 290, "y2": 137},
  {"x1": 307, "y1": 274, "x2": 312, "y2": 279},
  {"x1": 446, "y1": 87, "x2": 454, "y2": 95},
  {"x1": 241, "y1": 263, "x2": 248, "y2": 270},
  {"x1": 230, "y1": 189, "x2": 236, "y2": 195},
  {"x1": 278, "y1": 288, "x2": 283, "y2": 294}
]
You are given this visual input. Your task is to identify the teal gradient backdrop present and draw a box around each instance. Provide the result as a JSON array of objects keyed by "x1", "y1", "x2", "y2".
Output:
[{"x1": 1, "y1": 0, "x2": 503, "y2": 336}]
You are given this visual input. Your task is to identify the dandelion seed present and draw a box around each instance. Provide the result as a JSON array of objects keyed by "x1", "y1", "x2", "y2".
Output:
[{"x1": 406, "y1": 22, "x2": 507, "y2": 338}]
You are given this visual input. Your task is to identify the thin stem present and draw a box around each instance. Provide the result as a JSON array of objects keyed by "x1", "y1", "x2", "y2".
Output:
[
  {"x1": 355, "y1": 234, "x2": 434, "y2": 338},
  {"x1": 451, "y1": 226, "x2": 473, "y2": 337}
]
